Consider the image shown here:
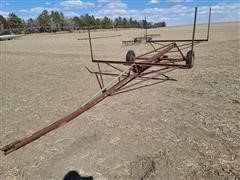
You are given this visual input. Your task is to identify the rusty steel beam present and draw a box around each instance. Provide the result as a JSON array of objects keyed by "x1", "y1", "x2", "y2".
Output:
[
  {"x1": 116, "y1": 67, "x2": 178, "y2": 93},
  {"x1": 105, "y1": 63, "x2": 124, "y2": 72},
  {"x1": 88, "y1": 29, "x2": 94, "y2": 62},
  {"x1": 207, "y1": 7, "x2": 211, "y2": 40},
  {"x1": 137, "y1": 43, "x2": 173, "y2": 58},
  {"x1": 1, "y1": 41, "x2": 176, "y2": 155},
  {"x1": 191, "y1": 7, "x2": 198, "y2": 57},
  {"x1": 149, "y1": 7, "x2": 211, "y2": 44},
  {"x1": 86, "y1": 70, "x2": 176, "y2": 81},
  {"x1": 97, "y1": 63, "x2": 104, "y2": 88},
  {"x1": 145, "y1": 34, "x2": 160, "y2": 38},
  {"x1": 95, "y1": 73, "x2": 103, "y2": 89},
  {"x1": 148, "y1": 39, "x2": 208, "y2": 43},
  {"x1": 175, "y1": 43, "x2": 185, "y2": 59},
  {"x1": 145, "y1": 43, "x2": 175, "y2": 62},
  {"x1": 135, "y1": 57, "x2": 184, "y2": 61},
  {"x1": 92, "y1": 60, "x2": 187, "y2": 68},
  {"x1": 92, "y1": 43, "x2": 176, "y2": 65},
  {"x1": 1, "y1": 70, "x2": 134, "y2": 155},
  {"x1": 145, "y1": 16, "x2": 147, "y2": 38}
]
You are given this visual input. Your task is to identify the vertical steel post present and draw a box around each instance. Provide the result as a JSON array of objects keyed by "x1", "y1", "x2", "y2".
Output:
[
  {"x1": 87, "y1": 28, "x2": 94, "y2": 61},
  {"x1": 95, "y1": 74, "x2": 103, "y2": 89},
  {"x1": 191, "y1": 7, "x2": 197, "y2": 56},
  {"x1": 207, "y1": 7, "x2": 211, "y2": 41},
  {"x1": 145, "y1": 16, "x2": 147, "y2": 38},
  {"x1": 87, "y1": 28, "x2": 104, "y2": 88},
  {"x1": 97, "y1": 63, "x2": 104, "y2": 88}
]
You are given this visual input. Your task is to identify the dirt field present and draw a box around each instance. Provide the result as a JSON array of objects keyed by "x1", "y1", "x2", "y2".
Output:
[{"x1": 0, "y1": 22, "x2": 239, "y2": 180}]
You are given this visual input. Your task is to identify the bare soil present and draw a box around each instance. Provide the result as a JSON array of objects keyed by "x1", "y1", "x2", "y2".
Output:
[{"x1": 0, "y1": 22, "x2": 240, "y2": 180}]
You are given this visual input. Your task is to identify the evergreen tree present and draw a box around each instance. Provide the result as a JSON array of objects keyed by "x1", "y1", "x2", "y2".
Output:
[
  {"x1": 0, "y1": 15, "x2": 10, "y2": 34},
  {"x1": 122, "y1": 18, "x2": 129, "y2": 28},
  {"x1": 95, "y1": 18, "x2": 101, "y2": 28},
  {"x1": 37, "y1": 10, "x2": 50, "y2": 32},
  {"x1": 26, "y1": 18, "x2": 36, "y2": 33},
  {"x1": 114, "y1": 16, "x2": 122, "y2": 28},
  {"x1": 63, "y1": 18, "x2": 74, "y2": 31},
  {"x1": 2, "y1": 10, "x2": 167, "y2": 33},
  {"x1": 7, "y1": 13, "x2": 23, "y2": 33},
  {"x1": 72, "y1": 16, "x2": 80, "y2": 29},
  {"x1": 101, "y1": 16, "x2": 112, "y2": 29},
  {"x1": 83, "y1": 14, "x2": 92, "y2": 27},
  {"x1": 50, "y1": 11, "x2": 64, "y2": 31}
]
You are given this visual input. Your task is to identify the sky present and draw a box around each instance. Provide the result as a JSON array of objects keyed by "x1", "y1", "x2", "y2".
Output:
[{"x1": 0, "y1": 0, "x2": 239, "y2": 25}]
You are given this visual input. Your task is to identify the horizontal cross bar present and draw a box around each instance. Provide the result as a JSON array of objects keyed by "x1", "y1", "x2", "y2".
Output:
[
  {"x1": 148, "y1": 39, "x2": 208, "y2": 43},
  {"x1": 92, "y1": 59, "x2": 188, "y2": 68}
]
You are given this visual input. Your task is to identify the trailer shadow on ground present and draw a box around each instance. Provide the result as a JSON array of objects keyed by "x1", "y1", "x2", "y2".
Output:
[{"x1": 63, "y1": 170, "x2": 93, "y2": 180}]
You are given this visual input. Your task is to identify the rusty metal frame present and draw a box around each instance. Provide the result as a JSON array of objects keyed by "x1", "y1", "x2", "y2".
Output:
[
  {"x1": 122, "y1": 16, "x2": 161, "y2": 46},
  {"x1": 148, "y1": 7, "x2": 211, "y2": 44},
  {"x1": 1, "y1": 7, "x2": 211, "y2": 155}
]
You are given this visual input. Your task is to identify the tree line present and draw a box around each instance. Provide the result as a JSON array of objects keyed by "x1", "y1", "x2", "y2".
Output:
[{"x1": 0, "y1": 10, "x2": 166, "y2": 34}]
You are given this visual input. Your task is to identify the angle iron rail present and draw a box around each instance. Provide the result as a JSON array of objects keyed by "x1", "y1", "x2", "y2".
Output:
[
  {"x1": 1, "y1": 68, "x2": 132, "y2": 155},
  {"x1": 1, "y1": 42, "x2": 175, "y2": 155}
]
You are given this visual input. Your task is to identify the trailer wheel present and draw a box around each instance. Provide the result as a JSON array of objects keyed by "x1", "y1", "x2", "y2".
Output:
[
  {"x1": 185, "y1": 50, "x2": 195, "y2": 68},
  {"x1": 126, "y1": 50, "x2": 141, "y2": 73},
  {"x1": 126, "y1": 50, "x2": 135, "y2": 62}
]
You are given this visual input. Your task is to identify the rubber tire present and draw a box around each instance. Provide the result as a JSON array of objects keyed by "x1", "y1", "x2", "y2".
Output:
[
  {"x1": 126, "y1": 50, "x2": 141, "y2": 73},
  {"x1": 126, "y1": 50, "x2": 135, "y2": 62},
  {"x1": 186, "y1": 50, "x2": 194, "y2": 68}
]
